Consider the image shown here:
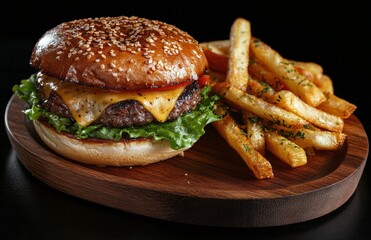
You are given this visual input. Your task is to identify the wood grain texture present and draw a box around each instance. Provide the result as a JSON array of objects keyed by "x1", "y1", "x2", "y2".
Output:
[{"x1": 5, "y1": 94, "x2": 369, "y2": 227}]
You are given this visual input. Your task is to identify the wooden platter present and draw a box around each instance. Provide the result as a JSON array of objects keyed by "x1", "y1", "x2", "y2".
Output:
[{"x1": 5, "y1": 94, "x2": 369, "y2": 227}]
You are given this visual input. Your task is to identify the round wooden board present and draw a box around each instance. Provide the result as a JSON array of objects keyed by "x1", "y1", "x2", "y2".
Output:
[{"x1": 5, "y1": 94, "x2": 369, "y2": 227}]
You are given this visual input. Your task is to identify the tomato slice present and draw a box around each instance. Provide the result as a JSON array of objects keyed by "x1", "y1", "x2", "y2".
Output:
[
  {"x1": 140, "y1": 81, "x2": 192, "y2": 92},
  {"x1": 151, "y1": 75, "x2": 209, "y2": 92},
  {"x1": 198, "y1": 75, "x2": 210, "y2": 88},
  {"x1": 113, "y1": 75, "x2": 208, "y2": 94}
]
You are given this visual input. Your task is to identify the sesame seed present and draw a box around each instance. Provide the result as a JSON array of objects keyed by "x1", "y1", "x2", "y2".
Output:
[
  {"x1": 109, "y1": 50, "x2": 116, "y2": 56},
  {"x1": 156, "y1": 62, "x2": 164, "y2": 69},
  {"x1": 146, "y1": 36, "x2": 154, "y2": 43},
  {"x1": 100, "y1": 64, "x2": 105, "y2": 70}
]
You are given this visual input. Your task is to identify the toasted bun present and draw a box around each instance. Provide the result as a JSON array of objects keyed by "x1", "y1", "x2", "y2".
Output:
[
  {"x1": 33, "y1": 120, "x2": 187, "y2": 166},
  {"x1": 30, "y1": 16, "x2": 207, "y2": 90}
]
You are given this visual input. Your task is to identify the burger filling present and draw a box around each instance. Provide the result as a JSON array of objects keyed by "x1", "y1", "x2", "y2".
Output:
[
  {"x1": 13, "y1": 73, "x2": 220, "y2": 150},
  {"x1": 35, "y1": 73, "x2": 202, "y2": 128}
]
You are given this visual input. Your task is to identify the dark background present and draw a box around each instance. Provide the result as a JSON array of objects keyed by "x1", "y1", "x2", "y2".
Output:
[{"x1": 1, "y1": 0, "x2": 370, "y2": 239}]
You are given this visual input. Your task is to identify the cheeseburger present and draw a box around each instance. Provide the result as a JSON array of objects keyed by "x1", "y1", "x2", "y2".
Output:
[{"x1": 13, "y1": 16, "x2": 219, "y2": 166}]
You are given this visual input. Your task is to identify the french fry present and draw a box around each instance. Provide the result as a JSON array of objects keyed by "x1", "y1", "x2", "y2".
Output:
[
  {"x1": 317, "y1": 74, "x2": 334, "y2": 95},
  {"x1": 248, "y1": 57, "x2": 284, "y2": 91},
  {"x1": 292, "y1": 61, "x2": 323, "y2": 85},
  {"x1": 213, "y1": 114, "x2": 273, "y2": 179},
  {"x1": 242, "y1": 111, "x2": 265, "y2": 155},
  {"x1": 246, "y1": 77, "x2": 275, "y2": 100},
  {"x1": 250, "y1": 37, "x2": 326, "y2": 107},
  {"x1": 268, "y1": 90, "x2": 344, "y2": 132},
  {"x1": 213, "y1": 82, "x2": 309, "y2": 129},
  {"x1": 226, "y1": 18, "x2": 251, "y2": 90},
  {"x1": 317, "y1": 93, "x2": 357, "y2": 119},
  {"x1": 265, "y1": 130, "x2": 307, "y2": 168},
  {"x1": 278, "y1": 128, "x2": 347, "y2": 150}
]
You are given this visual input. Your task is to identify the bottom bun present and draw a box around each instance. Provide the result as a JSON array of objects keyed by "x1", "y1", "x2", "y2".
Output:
[{"x1": 33, "y1": 120, "x2": 188, "y2": 166}]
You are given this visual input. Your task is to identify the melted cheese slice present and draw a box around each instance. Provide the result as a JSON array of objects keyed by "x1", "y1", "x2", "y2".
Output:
[{"x1": 39, "y1": 75, "x2": 187, "y2": 127}]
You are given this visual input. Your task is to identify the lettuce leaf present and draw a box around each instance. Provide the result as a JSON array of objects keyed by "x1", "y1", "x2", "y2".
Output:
[{"x1": 13, "y1": 74, "x2": 220, "y2": 150}]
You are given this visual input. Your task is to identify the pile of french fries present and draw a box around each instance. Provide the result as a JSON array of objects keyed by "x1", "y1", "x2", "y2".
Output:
[{"x1": 201, "y1": 18, "x2": 357, "y2": 179}]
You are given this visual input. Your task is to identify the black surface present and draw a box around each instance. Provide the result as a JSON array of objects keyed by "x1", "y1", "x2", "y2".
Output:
[{"x1": 1, "y1": 0, "x2": 370, "y2": 239}]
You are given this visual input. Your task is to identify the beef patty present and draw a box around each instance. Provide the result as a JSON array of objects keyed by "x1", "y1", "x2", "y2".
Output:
[{"x1": 36, "y1": 81, "x2": 201, "y2": 128}]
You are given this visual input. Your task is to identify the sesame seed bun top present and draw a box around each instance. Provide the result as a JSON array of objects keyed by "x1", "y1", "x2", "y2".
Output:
[{"x1": 30, "y1": 16, "x2": 207, "y2": 90}]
